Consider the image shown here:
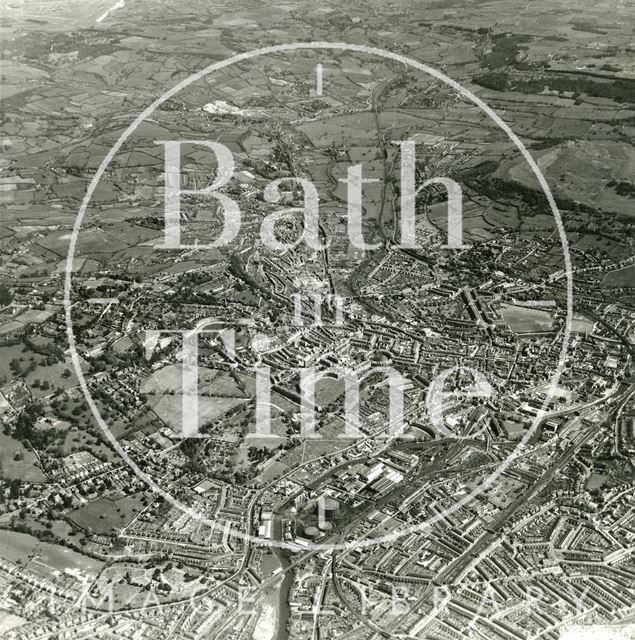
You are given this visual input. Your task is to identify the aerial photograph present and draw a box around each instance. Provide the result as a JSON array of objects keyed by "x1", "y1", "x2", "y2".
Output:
[{"x1": 0, "y1": 1, "x2": 634, "y2": 639}]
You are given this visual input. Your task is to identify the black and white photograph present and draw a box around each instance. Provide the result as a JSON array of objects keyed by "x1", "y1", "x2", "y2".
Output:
[{"x1": 0, "y1": 1, "x2": 634, "y2": 639}]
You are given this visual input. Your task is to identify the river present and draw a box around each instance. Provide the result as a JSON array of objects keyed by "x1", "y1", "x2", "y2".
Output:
[{"x1": 271, "y1": 515, "x2": 293, "y2": 640}]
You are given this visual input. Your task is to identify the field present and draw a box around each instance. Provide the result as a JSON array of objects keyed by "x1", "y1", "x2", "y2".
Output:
[
  {"x1": 150, "y1": 395, "x2": 247, "y2": 432},
  {"x1": 499, "y1": 303, "x2": 555, "y2": 333},
  {"x1": 586, "y1": 473, "x2": 609, "y2": 491},
  {"x1": 0, "y1": 343, "x2": 26, "y2": 382},
  {"x1": 37, "y1": 228, "x2": 128, "y2": 257},
  {"x1": 58, "y1": 422, "x2": 117, "y2": 461},
  {"x1": 107, "y1": 407, "x2": 157, "y2": 439},
  {"x1": 0, "y1": 432, "x2": 46, "y2": 482},
  {"x1": 0, "y1": 530, "x2": 102, "y2": 572},
  {"x1": 571, "y1": 313, "x2": 596, "y2": 334},
  {"x1": 500, "y1": 140, "x2": 635, "y2": 216},
  {"x1": 95, "y1": 222, "x2": 161, "y2": 246},
  {"x1": 602, "y1": 264, "x2": 635, "y2": 288},
  {"x1": 297, "y1": 112, "x2": 378, "y2": 148},
  {"x1": 0, "y1": 530, "x2": 40, "y2": 561},
  {"x1": 50, "y1": 396, "x2": 121, "y2": 462},
  {"x1": 427, "y1": 199, "x2": 496, "y2": 242},
  {"x1": 142, "y1": 364, "x2": 250, "y2": 432},
  {"x1": 68, "y1": 492, "x2": 147, "y2": 534},
  {"x1": 0, "y1": 611, "x2": 26, "y2": 634},
  {"x1": 24, "y1": 357, "x2": 80, "y2": 398},
  {"x1": 36, "y1": 538, "x2": 104, "y2": 571},
  {"x1": 257, "y1": 436, "x2": 350, "y2": 484},
  {"x1": 0, "y1": 339, "x2": 84, "y2": 396}
]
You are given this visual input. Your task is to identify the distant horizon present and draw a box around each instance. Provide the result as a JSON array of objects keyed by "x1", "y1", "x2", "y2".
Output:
[{"x1": 0, "y1": 2, "x2": 633, "y2": 639}]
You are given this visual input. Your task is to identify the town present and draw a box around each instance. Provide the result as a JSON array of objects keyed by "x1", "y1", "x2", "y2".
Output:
[
  {"x1": 0, "y1": 1, "x2": 633, "y2": 639},
  {"x1": 153, "y1": 138, "x2": 469, "y2": 252}
]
